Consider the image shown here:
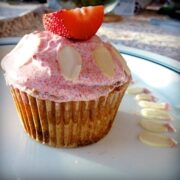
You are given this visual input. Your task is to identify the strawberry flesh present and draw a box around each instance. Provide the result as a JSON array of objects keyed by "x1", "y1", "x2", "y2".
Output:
[{"x1": 43, "y1": 6, "x2": 104, "y2": 40}]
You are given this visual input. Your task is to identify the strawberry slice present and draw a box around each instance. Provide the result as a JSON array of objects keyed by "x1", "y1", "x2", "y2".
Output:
[{"x1": 43, "y1": 6, "x2": 104, "y2": 40}]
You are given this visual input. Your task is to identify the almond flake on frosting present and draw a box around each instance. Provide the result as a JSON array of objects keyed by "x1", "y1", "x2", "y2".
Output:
[
  {"x1": 58, "y1": 46, "x2": 82, "y2": 81},
  {"x1": 93, "y1": 45, "x2": 114, "y2": 77},
  {"x1": 111, "y1": 46, "x2": 131, "y2": 76},
  {"x1": 1, "y1": 34, "x2": 40, "y2": 70}
]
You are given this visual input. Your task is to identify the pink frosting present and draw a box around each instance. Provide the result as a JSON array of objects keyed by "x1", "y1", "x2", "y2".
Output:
[{"x1": 1, "y1": 31, "x2": 130, "y2": 102}]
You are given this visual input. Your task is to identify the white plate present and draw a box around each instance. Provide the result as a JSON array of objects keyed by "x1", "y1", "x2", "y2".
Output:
[{"x1": 0, "y1": 45, "x2": 180, "y2": 179}]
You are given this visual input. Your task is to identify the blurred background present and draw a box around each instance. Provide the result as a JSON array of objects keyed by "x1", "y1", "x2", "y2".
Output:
[{"x1": 0, "y1": 0, "x2": 180, "y2": 61}]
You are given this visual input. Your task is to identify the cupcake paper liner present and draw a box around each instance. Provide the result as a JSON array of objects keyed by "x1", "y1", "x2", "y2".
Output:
[{"x1": 10, "y1": 82, "x2": 129, "y2": 147}]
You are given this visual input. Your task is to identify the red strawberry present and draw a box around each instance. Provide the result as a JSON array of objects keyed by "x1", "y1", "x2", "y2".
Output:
[{"x1": 43, "y1": 5, "x2": 104, "y2": 40}]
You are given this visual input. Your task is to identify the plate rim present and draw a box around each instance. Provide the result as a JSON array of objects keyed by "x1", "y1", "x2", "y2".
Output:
[{"x1": 115, "y1": 44, "x2": 180, "y2": 74}]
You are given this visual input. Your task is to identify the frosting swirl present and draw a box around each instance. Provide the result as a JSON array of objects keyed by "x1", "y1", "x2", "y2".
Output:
[{"x1": 1, "y1": 31, "x2": 131, "y2": 102}]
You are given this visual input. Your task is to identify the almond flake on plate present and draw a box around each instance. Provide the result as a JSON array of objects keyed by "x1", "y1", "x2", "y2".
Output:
[
  {"x1": 138, "y1": 101, "x2": 169, "y2": 110},
  {"x1": 135, "y1": 93, "x2": 156, "y2": 101},
  {"x1": 140, "y1": 108, "x2": 172, "y2": 120},
  {"x1": 139, "y1": 119, "x2": 176, "y2": 133},
  {"x1": 139, "y1": 131, "x2": 177, "y2": 148},
  {"x1": 127, "y1": 87, "x2": 150, "y2": 95}
]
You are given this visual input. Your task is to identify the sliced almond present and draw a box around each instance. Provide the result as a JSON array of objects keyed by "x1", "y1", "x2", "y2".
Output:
[
  {"x1": 141, "y1": 108, "x2": 171, "y2": 120},
  {"x1": 135, "y1": 93, "x2": 156, "y2": 101},
  {"x1": 111, "y1": 45, "x2": 131, "y2": 76},
  {"x1": 139, "y1": 119, "x2": 176, "y2": 133},
  {"x1": 139, "y1": 131, "x2": 177, "y2": 148},
  {"x1": 93, "y1": 45, "x2": 114, "y2": 77},
  {"x1": 58, "y1": 46, "x2": 82, "y2": 81},
  {"x1": 15, "y1": 34, "x2": 40, "y2": 68},
  {"x1": 127, "y1": 87, "x2": 150, "y2": 95},
  {"x1": 138, "y1": 101, "x2": 169, "y2": 110},
  {"x1": 1, "y1": 34, "x2": 40, "y2": 70}
]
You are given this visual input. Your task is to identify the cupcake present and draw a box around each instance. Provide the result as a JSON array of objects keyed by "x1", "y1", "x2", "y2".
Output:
[{"x1": 1, "y1": 6, "x2": 131, "y2": 147}]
